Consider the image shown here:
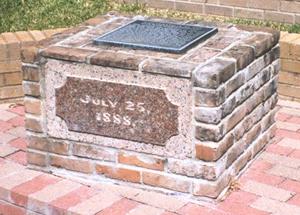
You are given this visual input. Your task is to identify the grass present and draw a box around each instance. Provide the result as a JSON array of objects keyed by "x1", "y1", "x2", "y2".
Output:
[
  {"x1": 0, "y1": 0, "x2": 110, "y2": 33},
  {"x1": 0, "y1": 0, "x2": 300, "y2": 34}
]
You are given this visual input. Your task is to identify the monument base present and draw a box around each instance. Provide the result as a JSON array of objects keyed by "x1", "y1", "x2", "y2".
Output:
[{"x1": 22, "y1": 14, "x2": 279, "y2": 199}]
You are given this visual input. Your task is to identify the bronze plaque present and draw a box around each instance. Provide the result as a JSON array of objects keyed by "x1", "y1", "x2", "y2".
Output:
[{"x1": 55, "y1": 77, "x2": 179, "y2": 146}]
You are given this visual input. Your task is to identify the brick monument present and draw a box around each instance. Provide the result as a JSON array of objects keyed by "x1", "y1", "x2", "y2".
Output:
[{"x1": 22, "y1": 14, "x2": 279, "y2": 200}]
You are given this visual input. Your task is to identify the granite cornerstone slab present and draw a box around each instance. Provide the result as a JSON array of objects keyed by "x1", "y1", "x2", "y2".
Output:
[{"x1": 22, "y1": 14, "x2": 280, "y2": 200}]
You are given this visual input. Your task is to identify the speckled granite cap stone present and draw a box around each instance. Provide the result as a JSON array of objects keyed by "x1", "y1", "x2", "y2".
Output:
[{"x1": 22, "y1": 14, "x2": 280, "y2": 200}]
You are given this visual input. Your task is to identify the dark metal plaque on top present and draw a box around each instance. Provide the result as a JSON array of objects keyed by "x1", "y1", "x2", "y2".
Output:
[
  {"x1": 55, "y1": 77, "x2": 179, "y2": 146},
  {"x1": 93, "y1": 20, "x2": 218, "y2": 53}
]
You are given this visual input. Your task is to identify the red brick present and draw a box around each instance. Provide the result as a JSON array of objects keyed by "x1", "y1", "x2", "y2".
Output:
[
  {"x1": 276, "y1": 129, "x2": 300, "y2": 140},
  {"x1": 42, "y1": 46, "x2": 96, "y2": 63},
  {"x1": 0, "y1": 120, "x2": 13, "y2": 132},
  {"x1": 142, "y1": 172, "x2": 191, "y2": 193},
  {"x1": 289, "y1": 149, "x2": 300, "y2": 159},
  {"x1": 8, "y1": 105, "x2": 24, "y2": 116},
  {"x1": 11, "y1": 174, "x2": 60, "y2": 207},
  {"x1": 1, "y1": 32, "x2": 19, "y2": 44},
  {"x1": 14, "y1": 31, "x2": 35, "y2": 47},
  {"x1": 25, "y1": 116, "x2": 43, "y2": 132},
  {"x1": 217, "y1": 201, "x2": 269, "y2": 215},
  {"x1": 0, "y1": 200, "x2": 25, "y2": 215},
  {"x1": 161, "y1": 212, "x2": 178, "y2": 215},
  {"x1": 1, "y1": 33, "x2": 20, "y2": 61},
  {"x1": 28, "y1": 136, "x2": 68, "y2": 155},
  {"x1": 249, "y1": 160, "x2": 273, "y2": 172},
  {"x1": 96, "y1": 164, "x2": 141, "y2": 183},
  {"x1": 218, "y1": 190, "x2": 268, "y2": 215},
  {"x1": 224, "y1": 190, "x2": 259, "y2": 204},
  {"x1": 28, "y1": 180, "x2": 81, "y2": 214},
  {"x1": 178, "y1": 203, "x2": 225, "y2": 215},
  {"x1": 96, "y1": 198, "x2": 138, "y2": 215},
  {"x1": 29, "y1": 30, "x2": 46, "y2": 41},
  {"x1": 9, "y1": 138, "x2": 27, "y2": 151},
  {"x1": 0, "y1": 36, "x2": 7, "y2": 61},
  {"x1": 0, "y1": 145, "x2": 18, "y2": 158},
  {"x1": 27, "y1": 151, "x2": 47, "y2": 167},
  {"x1": 287, "y1": 116, "x2": 300, "y2": 124},
  {"x1": 24, "y1": 97, "x2": 41, "y2": 115},
  {"x1": 195, "y1": 144, "x2": 218, "y2": 161},
  {"x1": 21, "y1": 46, "x2": 39, "y2": 63},
  {"x1": 265, "y1": 144, "x2": 294, "y2": 156},
  {"x1": 275, "y1": 112, "x2": 292, "y2": 122},
  {"x1": 118, "y1": 152, "x2": 165, "y2": 171},
  {"x1": 288, "y1": 194, "x2": 300, "y2": 206},
  {"x1": 7, "y1": 116, "x2": 25, "y2": 127},
  {"x1": 279, "y1": 179, "x2": 300, "y2": 193},
  {"x1": 7, "y1": 151, "x2": 27, "y2": 165},
  {"x1": 240, "y1": 170, "x2": 285, "y2": 186},
  {"x1": 51, "y1": 186, "x2": 97, "y2": 212},
  {"x1": 50, "y1": 155, "x2": 93, "y2": 174}
]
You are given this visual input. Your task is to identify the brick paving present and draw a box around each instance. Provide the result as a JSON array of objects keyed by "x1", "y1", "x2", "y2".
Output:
[{"x1": 0, "y1": 100, "x2": 300, "y2": 214}]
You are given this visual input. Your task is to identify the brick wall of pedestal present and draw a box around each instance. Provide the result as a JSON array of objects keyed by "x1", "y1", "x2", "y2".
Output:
[
  {"x1": 0, "y1": 29, "x2": 65, "y2": 103},
  {"x1": 20, "y1": 14, "x2": 281, "y2": 199},
  {"x1": 121, "y1": 0, "x2": 300, "y2": 24},
  {"x1": 279, "y1": 32, "x2": 300, "y2": 102}
]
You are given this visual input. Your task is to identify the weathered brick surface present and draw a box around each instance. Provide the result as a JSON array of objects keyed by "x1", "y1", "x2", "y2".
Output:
[
  {"x1": 0, "y1": 86, "x2": 23, "y2": 100},
  {"x1": 96, "y1": 164, "x2": 141, "y2": 183},
  {"x1": 22, "y1": 65, "x2": 40, "y2": 82},
  {"x1": 22, "y1": 81, "x2": 40, "y2": 97},
  {"x1": 50, "y1": 155, "x2": 93, "y2": 174},
  {"x1": 118, "y1": 151, "x2": 165, "y2": 171},
  {"x1": 141, "y1": 58, "x2": 196, "y2": 78},
  {"x1": 0, "y1": 72, "x2": 22, "y2": 87},
  {"x1": 27, "y1": 135, "x2": 69, "y2": 155},
  {"x1": 142, "y1": 171, "x2": 191, "y2": 193},
  {"x1": 221, "y1": 44, "x2": 255, "y2": 70},
  {"x1": 193, "y1": 58, "x2": 236, "y2": 89},
  {"x1": 73, "y1": 142, "x2": 116, "y2": 162},
  {"x1": 41, "y1": 46, "x2": 96, "y2": 63},
  {"x1": 27, "y1": 151, "x2": 47, "y2": 167},
  {"x1": 90, "y1": 51, "x2": 146, "y2": 71},
  {"x1": 24, "y1": 97, "x2": 41, "y2": 115},
  {"x1": 25, "y1": 115, "x2": 43, "y2": 133}
]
